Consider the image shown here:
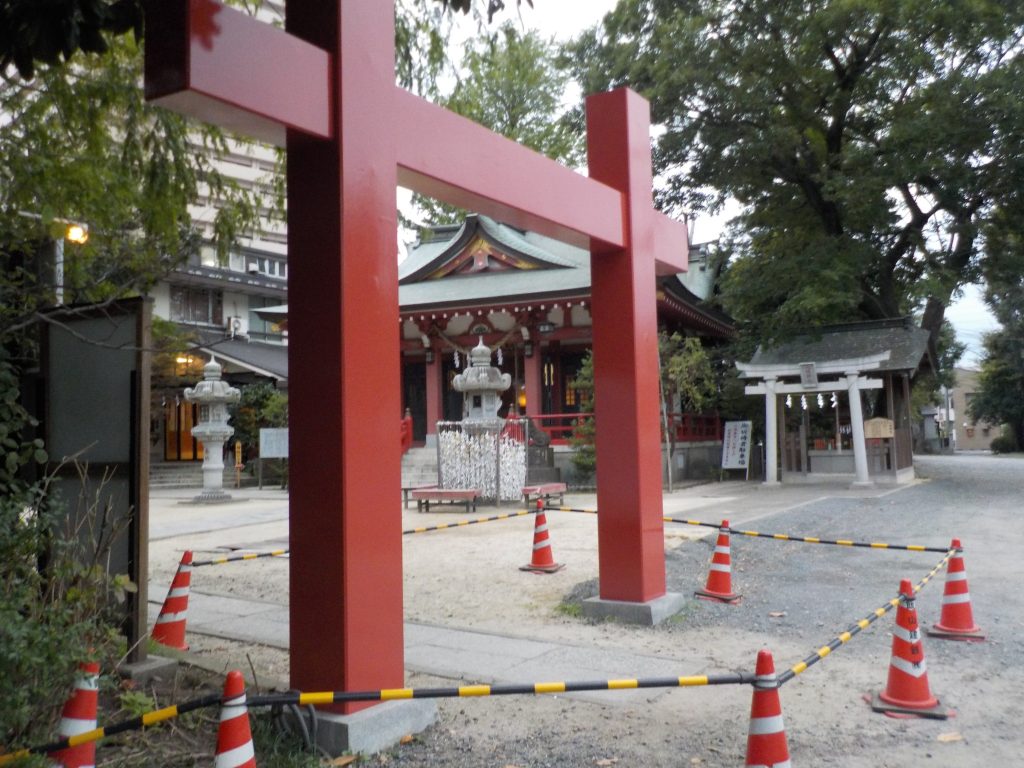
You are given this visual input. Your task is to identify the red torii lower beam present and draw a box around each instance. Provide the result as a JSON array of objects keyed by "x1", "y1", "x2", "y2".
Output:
[{"x1": 144, "y1": 0, "x2": 688, "y2": 746}]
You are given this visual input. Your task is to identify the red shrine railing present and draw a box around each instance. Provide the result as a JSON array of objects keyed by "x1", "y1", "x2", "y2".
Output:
[
  {"x1": 531, "y1": 412, "x2": 722, "y2": 446},
  {"x1": 665, "y1": 412, "x2": 723, "y2": 443},
  {"x1": 533, "y1": 412, "x2": 593, "y2": 445}
]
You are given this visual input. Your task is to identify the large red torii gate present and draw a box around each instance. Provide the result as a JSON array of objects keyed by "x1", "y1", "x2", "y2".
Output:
[{"x1": 145, "y1": 0, "x2": 687, "y2": 722}]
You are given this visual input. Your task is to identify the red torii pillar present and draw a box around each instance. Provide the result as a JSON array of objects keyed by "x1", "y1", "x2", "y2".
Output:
[{"x1": 144, "y1": 0, "x2": 687, "y2": 751}]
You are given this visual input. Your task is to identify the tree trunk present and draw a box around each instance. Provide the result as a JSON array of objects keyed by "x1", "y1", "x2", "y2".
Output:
[{"x1": 920, "y1": 296, "x2": 947, "y2": 342}]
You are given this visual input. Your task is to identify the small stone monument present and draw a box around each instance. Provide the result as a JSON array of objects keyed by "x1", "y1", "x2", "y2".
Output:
[
  {"x1": 184, "y1": 356, "x2": 241, "y2": 503},
  {"x1": 452, "y1": 338, "x2": 511, "y2": 423}
]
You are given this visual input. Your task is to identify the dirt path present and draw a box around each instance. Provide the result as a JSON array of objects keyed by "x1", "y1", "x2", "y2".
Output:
[{"x1": 151, "y1": 454, "x2": 1024, "y2": 766}]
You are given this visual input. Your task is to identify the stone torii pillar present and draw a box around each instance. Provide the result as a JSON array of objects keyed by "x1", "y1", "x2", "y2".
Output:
[
  {"x1": 762, "y1": 377, "x2": 780, "y2": 485},
  {"x1": 844, "y1": 372, "x2": 873, "y2": 487},
  {"x1": 144, "y1": 0, "x2": 689, "y2": 750}
]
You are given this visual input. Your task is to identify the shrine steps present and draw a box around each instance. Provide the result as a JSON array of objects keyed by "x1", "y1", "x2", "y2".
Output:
[{"x1": 402, "y1": 446, "x2": 438, "y2": 488}]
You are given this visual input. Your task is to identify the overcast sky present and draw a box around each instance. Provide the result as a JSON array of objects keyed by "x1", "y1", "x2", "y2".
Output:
[{"x1": 446, "y1": 1, "x2": 1001, "y2": 366}]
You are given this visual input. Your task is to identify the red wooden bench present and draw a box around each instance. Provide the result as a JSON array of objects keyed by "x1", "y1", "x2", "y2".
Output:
[
  {"x1": 522, "y1": 482, "x2": 567, "y2": 506},
  {"x1": 402, "y1": 483, "x2": 438, "y2": 509},
  {"x1": 410, "y1": 487, "x2": 480, "y2": 514}
]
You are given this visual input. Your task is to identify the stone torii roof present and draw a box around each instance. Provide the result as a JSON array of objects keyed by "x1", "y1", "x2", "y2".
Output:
[{"x1": 745, "y1": 318, "x2": 934, "y2": 377}]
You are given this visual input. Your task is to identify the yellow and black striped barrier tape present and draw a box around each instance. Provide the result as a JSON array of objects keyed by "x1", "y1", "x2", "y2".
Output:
[
  {"x1": 189, "y1": 513, "x2": 538, "y2": 567},
  {"x1": 660, "y1": 517, "x2": 953, "y2": 553},
  {"x1": 0, "y1": 672, "x2": 752, "y2": 760},
  {"x1": 777, "y1": 547, "x2": 955, "y2": 686},
  {"x1": 192, "y1": 549, "x2": 289, "y2": 567},
  {"x1": 403, "y1": 509, "x2": 535, "y2": 535},
  {"x1": 548, "y1": 506, "x2": 598, "y2": 515},
  {"x1": 548, "y1": 507, "x2": 953, "y2": 554}
]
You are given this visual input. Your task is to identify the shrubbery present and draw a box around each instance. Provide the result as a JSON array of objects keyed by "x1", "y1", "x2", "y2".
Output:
[
  {"x1": 989, "y1": 434, "x2": 1019, "y2": 454},
  {"x1": 0, "y1": 360, "x2": 126, "y2": 753}
]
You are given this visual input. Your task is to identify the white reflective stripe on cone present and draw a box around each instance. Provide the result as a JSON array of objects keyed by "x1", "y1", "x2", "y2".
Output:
[
  {"x1": 945, "y1": 570, "x2": 967, "y2": 582},
  {"x1": 219, "y1": 704, "x2": 247, "y2": 722},
  {"x1": 533, "y1": 541, "x2": 551, "y2": 551},
  {"x1": 890, "y1": 656, "x2": 928, "y2": 677},
  {"x1": 215, "y1": 741, "x2": 255, "y2": 768},
  {"x1": 167, "y1": 586, "x2": 190, "y2": 598},
  {"x1": 747, "y1": 714, "x2": 785, "y2": 735},
  {"x1": 76, "y1": 675, "x2": 99, "y2": 692},
  {"x1": 942, "y1": 593, "x2": 972, "y2": 604},
  {"x1": 892, "y1": 625, "x2": 921, "y2": 642},
  {"x1": 747, "y1": 760, "x2": 792, "y2": 768},
  {"x1": 58, "y1": 717, "x2": 97, "y2": 736},
  {"x1": 155, "y1": 611, "x2": 187, "y2": 624},
  {"x1": 714, "y1": 546, "x2": 731, "y2": 555},
  {"x1": 709, "y1": 563, "x2": 731, "y2": 573}
]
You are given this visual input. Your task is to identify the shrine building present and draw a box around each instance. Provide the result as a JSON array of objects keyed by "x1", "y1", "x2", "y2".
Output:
[{"x1": 397, "y1": 214, "x2": 733, "y2": 453}]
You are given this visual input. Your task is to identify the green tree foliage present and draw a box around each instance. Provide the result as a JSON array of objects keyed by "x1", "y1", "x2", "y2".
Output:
[
  {"x1": 229, "y1": 381, "x2": 288, "y2": 458},
  {"x1": 0, "y1": 31, "x2": 260, "y2": 354},
  {"x1": 412, "y1": 22, "x2": 583, "y2": 224},
  {"x1": 968, "y1": 235, "x2": 1024, "y2": 449},
  {"x1": 658, "y1": 332, "x2": 716, "y2": 414},
  {"x1": 447, "y1": 25, "x2": 581, "y2": 164},
  {"x1": 0, "y1": 0, "x2": 532, "y2": 80},
  {"x1": 568, "y1": 0, "x2": 1024, "y2": 344}
]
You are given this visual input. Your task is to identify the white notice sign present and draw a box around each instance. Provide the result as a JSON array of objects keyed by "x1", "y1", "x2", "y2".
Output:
[
  {"x1": 721, "y1": 421, "x2": 752, "y2": 470},
  {"x1": 260, "y1": 428, "x2": 289, "y2": 459}
]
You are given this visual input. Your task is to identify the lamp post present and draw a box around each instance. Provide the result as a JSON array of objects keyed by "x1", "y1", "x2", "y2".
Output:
[{"x1": 53, "y1": 222, "x2": 89, "y2": 305}]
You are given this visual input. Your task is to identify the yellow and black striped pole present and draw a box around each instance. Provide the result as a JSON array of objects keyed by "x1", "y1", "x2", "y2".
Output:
[
  {"x1": 403, "y1": 509, "x2": 535, "y2": 535},
  {"x1": 0, "y1": 672, "x2": 752, "y2": 761},
  {"x1": 191, "y1": 549, "x2": 289, "y2": 567},
  {"x1": 0, "y1": 691, "x2": 222, "y2": 764},
  {"x1": 661, "y1": 517, "x2": 952, "y2": 553},
  {"x1": 249, "y1": 672, "x2": 754, "y2": 707}
]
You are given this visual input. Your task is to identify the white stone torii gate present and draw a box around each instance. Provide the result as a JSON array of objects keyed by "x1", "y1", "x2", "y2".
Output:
[{"x1": 737, "y1": 353, "x2": 890, "y2": 487}]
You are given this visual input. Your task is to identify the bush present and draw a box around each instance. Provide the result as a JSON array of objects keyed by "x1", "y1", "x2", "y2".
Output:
[
  {"x1": 990, "y1": 434, "x2": 1019, "y2": 454},
  {"x1": 0, "y1": 476, "x2": 127, "y2": 751}
]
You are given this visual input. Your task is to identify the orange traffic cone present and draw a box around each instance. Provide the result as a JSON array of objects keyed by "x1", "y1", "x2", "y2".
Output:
[
  {"x1": 870, "y1": 579, "x2": 952, "y2": 719},
  {"x1": 695, "y1": 519, "x2": 741, "y2": 603},
  {"x1": 927, "y1": 539, "x2": 984, "y2": 642},
  {"x1": 52, "y1": 661, "x2": 100, "y2": 768},
  {"x1": 151, "y1": 550, "x2": 192, "y2": 651},
  {"x1": 215, "y1": 670, "x2": 256, "y2": 768},
  {"x1": 745, "y1": 649, "x2": 790, "y2": 768},
  {"x1": 519, "y1": 500, "x2": 564, "y2": 573}
]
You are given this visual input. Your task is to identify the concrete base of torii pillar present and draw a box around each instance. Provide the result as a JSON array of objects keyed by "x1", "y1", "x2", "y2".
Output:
[
  {"x1": 581, "y1": 593, "x2": 687, "y2": 626},
  {"x1": 311, "y1": 702, "x2": 438, "y2": 756}
]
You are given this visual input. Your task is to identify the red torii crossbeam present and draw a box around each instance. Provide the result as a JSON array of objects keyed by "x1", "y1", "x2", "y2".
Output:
[{"x1": 145, "y1": 0, "x2": 688, "y2": 712}]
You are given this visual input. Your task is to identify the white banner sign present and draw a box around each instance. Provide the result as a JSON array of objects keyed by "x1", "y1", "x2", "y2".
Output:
[{"x1": 721, "y1": 421, "x2": 752, "y2": 470}]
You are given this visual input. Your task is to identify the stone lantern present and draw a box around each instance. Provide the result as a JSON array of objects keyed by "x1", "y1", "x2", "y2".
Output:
[
  {"x1": 184, "y1": 356, "x2": 241, "y2": 503},
  {"x1": 452, "y1": 338, "x2": 511, "y2": 423}
]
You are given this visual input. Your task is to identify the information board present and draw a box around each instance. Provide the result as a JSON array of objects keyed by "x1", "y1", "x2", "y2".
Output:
[
  {"x1": 721, "y1": 420, "x2": 753, "y2": 470},
  {"x1": 260, "y1": 428, "x2": 289, "y2": 458}
]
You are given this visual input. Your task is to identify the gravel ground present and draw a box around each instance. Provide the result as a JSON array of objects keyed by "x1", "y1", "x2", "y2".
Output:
[{"x1": 153, "y1": 454, "x2": 1024, "y2": 767}]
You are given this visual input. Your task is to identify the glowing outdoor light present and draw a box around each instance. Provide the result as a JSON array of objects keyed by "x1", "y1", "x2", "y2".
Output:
[{"x1": 65, "y1": 223, "x2": 89, "y2": 244}]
